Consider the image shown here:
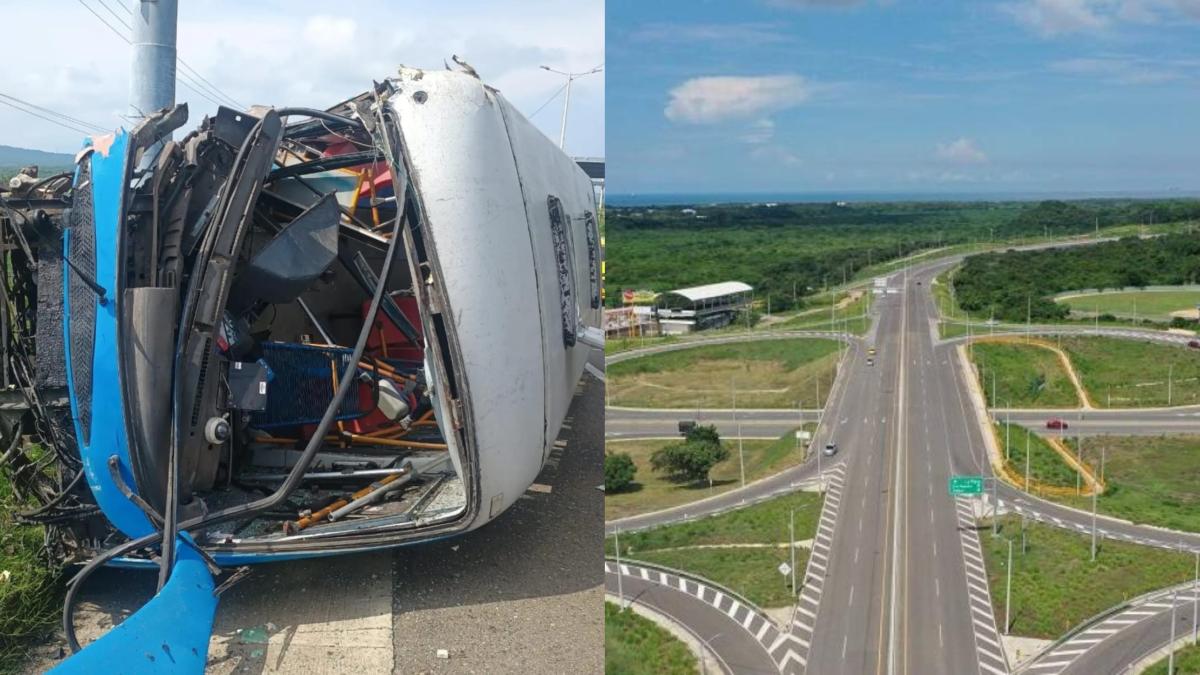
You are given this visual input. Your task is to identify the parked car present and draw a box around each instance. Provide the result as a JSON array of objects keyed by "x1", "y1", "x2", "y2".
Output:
[
  {"x1": 1046, "y1": 418, "x2": 1069, "y2": 430},
  {"x1": 823, "y1": 441, "x2": 839, "y2": 456},
  {"x1": 1188, "y1": 340, "x2": 1200, "y2": 349}
]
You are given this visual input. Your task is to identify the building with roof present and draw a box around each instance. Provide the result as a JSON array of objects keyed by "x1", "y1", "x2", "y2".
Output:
[{"x1": 654, "y1": 281, "x2": 752, "y2": 333}]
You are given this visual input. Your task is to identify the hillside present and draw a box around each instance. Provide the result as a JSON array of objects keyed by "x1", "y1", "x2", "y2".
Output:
[{"x1": 0, "y1": 144, "x2": 74, "y2": 167}]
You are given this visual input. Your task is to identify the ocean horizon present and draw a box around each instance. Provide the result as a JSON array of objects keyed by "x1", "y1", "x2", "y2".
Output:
[{"x1": 606, "y1": 190, "x2": 1200, "y2": 208}]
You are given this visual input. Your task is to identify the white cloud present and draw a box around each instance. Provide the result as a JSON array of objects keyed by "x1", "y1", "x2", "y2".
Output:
[
  {"x1": 629, "y1": 22, "x2": 787, "y2": 44},
  {"x1": 1006, "y1": 0, "x2": 1200, "y2": 35},
  {"x1": 664, "y1": 75, "x2": 810, "y2": 123},
  {"x1": 740, "y1": 118, "x2": 776, "y2": 144},
  {"x1": 1050, "y1": 57, "x2": 1182, "y2": 84},
  {"x1": 935, "y1": 137, "x2": 988, "y2": 164},
  {"x1": 1004, "y1": 0, "x2": 1108, "y2": 36}
]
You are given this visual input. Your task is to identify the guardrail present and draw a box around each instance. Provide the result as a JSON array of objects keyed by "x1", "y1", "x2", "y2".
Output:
[{"x1": 604, "y1": 556, "x2": 769, "y2": 623}]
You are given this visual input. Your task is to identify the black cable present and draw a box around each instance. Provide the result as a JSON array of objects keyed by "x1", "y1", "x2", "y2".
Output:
[{"x1": 62, "y1": 103, "x2": 409, "y2": 653}]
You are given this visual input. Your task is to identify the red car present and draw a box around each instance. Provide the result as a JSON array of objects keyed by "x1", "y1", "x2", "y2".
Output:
[
  {"x1": 1046, "y1": 418, "x2": 1069, "y2": 430},
  {"x1": 1189, "y1": 340, "x2": 1200, "y2": 349}
]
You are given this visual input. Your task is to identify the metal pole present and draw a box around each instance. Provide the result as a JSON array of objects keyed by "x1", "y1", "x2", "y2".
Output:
[
  {"x1": 992, "y1": 475, "x2": 999, "y2": 536},
  {"x1": 1005, "y1": 409, "x2": 1011, "y2": 461},
  {"x1": 1091, "y1": 481, "x2": 1098, "y2": 561},
  {"x1": 732, "y1": 377, "x2": 744, "y2": 488},
  {"x1": 1025, "y1": 428, "x2": 1031, "y2": 492},
  {"x1": 614, "y1": 528, "x2": 623, "y2": 609},
  {"x1": 1169, "y1": 588, "x2": 1178, "y2": 674},
  {"x1": 1193, "y1": 550, "x2": 1198, "y2": 646},
  {"x1": 1005, "y1": 539, "x2": 1013, "y2": 635},
  {"x1": 790, "y1": 509, "x2": 797, "y2": 596},
  {"x1": 1169, "y1": 363, "x2": 1174, "y2": 406},
  {"x1": 558, "y1": 74, "x2": 573, "y2": 149},
  {"x1": 128, "y1": 0, "x2": 179, "y2": 119}
]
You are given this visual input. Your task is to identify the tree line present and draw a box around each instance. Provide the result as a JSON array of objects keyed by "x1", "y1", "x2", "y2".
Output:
[{"x1": 952, "y1": 233, "x2": 1200, "y2": 322}]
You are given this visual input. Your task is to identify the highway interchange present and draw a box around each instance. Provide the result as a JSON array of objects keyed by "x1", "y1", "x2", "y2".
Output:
[{"x1": 605, "y1": 247, "x2": 1200, "y2": 675}]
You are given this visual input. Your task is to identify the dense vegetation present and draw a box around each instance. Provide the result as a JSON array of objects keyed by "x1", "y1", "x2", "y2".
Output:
[
  {"x1": 953, "y1": 232, "x2": 1200, "y2": 322},
  {"x1": 605, "y1": 198, "x2": 1200, "y2": 309}
]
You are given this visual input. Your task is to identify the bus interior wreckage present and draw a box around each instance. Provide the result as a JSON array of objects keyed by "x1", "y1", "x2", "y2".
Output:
[{"x1": 0, "y1": 67, "x2": 602, "y2": 667}]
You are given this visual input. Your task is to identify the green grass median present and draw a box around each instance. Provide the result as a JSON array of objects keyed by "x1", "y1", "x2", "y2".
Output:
[
  {"x1": 995, "y1": 422, "x2": 1080, "y2": 489},
  {"x1": 607, "y1": 338, "x2": 842, "y2": 409},
  {"x1": 982, "y1": 516, "x2": 1194, "y2": 640},
  {"x1": 605, "y1": 602, "x2": 698, "y2": 675},
  {"x1": 609, "y1": 491, "x2": 823, "y2": 608},
  {"x1": 605, "y1": 429, "x2": 816, "y2": 521},
  {"x1": 971, "y1": 342, "x2": 1080, "y2": 408},
  {"x1": 1055, "y1": 435, "x2": 1200, "y2": 533},
  {"x1": 1144, "y1": 642, "x2": 1200, "y2": 675},
  {"x1": 1061, "y1": 336, "x2": 1200, "y2": 408}
]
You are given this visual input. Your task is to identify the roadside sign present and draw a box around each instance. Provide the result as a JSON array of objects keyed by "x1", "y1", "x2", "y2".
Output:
[
  {"x1": 949, "y1": 475, "x2": 984, "y2": 496},
  {"x1": 796, "y1": 430, "x2": 812, "y2": 441},
  {"x1": 777, "y1": 562, "x2": 792, "y2": 577}
]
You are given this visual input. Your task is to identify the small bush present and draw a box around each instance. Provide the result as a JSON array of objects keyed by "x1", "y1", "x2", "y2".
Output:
[{"x1": 604, "y1": 452, "x2": 637, "y2": 493}]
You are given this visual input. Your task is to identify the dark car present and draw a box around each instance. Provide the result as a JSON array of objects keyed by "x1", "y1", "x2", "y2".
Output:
[
  {"x1": 1189, "y1": 340, "x2": 1200, "y2": 349},
  {"x1": 1046, "y1": 418, "x2": 1069, "y2": 430}
]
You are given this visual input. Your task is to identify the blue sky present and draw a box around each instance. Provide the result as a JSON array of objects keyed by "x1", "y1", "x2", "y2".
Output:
[
  {"x1": 0, "y1": 1, "x2": 602, "y2": 157},
  {"x1": 607, "y1": 0, "x2": 1200, "y2": 196}
]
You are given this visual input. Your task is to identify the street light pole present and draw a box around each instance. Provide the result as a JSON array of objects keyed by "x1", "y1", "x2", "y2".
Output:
[
  {"x1": 732, "y1": 377, "x2": 745, "y2": 489},
  {"x1": 790, "y1": 509, "x2": 797, "y2": 597},
  {"x1": 1170, "y1": 588, "x2": 1178, "y2": 675},
  {"x1": 614, "y1": 528, "x2": 623, "y2": 609},
  {"x1": 1193, "y1": 550, "x2": 1199, "y2": 646},
  {"x1": 1025, "y1": 428, "x2": 1031, "y2": 492},
  {"x1": 1091, "y1": 481, "x2": 1098, "y2": 561},
  {"x1": 1005, "y1": 539, "x2": 1013, "y2": 635},
  {"x1": 539, "y1": 64, "x2": 603, "y2": 150}
]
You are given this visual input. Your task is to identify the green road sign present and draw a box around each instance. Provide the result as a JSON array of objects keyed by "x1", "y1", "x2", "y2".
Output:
[{"x1": 949, "y1": 475, "x2": 984, "y2": 496}]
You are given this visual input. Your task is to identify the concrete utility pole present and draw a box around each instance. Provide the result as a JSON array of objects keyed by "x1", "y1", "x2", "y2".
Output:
[
  {"x1": 1169, "y1": 364, "x2": 1174, "y2": 406},
  {"x1": 540, "y1": 64, "x2": 602, "y2": 150},
  {"x1": 1025, "y1": 428, "x2": 1031, "y2": 492},
  {"x1": 129, "y1": 0, "x2": 178, "y2": 118}
]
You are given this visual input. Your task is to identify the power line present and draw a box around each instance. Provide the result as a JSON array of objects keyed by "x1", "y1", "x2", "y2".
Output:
[
  {"x1": 528, "y1": 83, "x2": 568, "y2": 119},
  {"x1": 78, "y1": 0, "x2": 245, "y2": 110},
  {"x1": 0, "y1": 97, "x2": 97, "y2": 137},
  {"x1": 0, "y1": 92, "x2": 107, "y2": 133}
]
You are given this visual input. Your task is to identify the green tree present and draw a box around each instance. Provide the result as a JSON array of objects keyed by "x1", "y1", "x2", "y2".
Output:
[
  {"x1": 604, "y1": 452, "x2": 637, "y2": 493},
  {"x1": 650, "y1": 425, "x2": 730, "y2": 484}
]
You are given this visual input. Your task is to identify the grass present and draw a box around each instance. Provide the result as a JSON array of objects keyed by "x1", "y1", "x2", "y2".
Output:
[
  {"x1": 634, "y1": 547, "x2": 804, "y2": 608},
  {"x1": 605, "y1": 429, "x2": 816, "y2": 521},
  {"x1": 1061, "y1": 336, "x2": 1200, "y2": 408},
  {"x1": 605, "y1": 602, "x2": 698, "y2": 675},
  {"x1": 996, "y1": 422, "x2": 1080, "y2": 488},
  {"x1": 982, "y1": 516, "x2": 1195, "y2": 640},
  {"x1": 1054, "y1": 435, "x2": 1200, "y2": 533},
  {"x1": 971, "y1": 342, "x2": 1081, "y2": 408},
  {"x1": 775, "y1": 292, "x2": 871, "y2": 334},
  {"x1": 609, "y1": 491, "x2": 822, "y2": 608},
  {"x1": 1145, "y1": 641, "x2": 1200, "y2": 674},
  {"x1": 1057, "y1": 288, "x2": 1200, "y2": 322},
  {"x1": 0, "y1": 468, "x2": 61, "y2": 672},
  {"x1": 607, "y1": 338, "x2": 842, "y2": 409}
]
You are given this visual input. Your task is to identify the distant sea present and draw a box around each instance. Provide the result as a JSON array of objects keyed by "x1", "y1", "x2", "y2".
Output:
[{"x1": 606, "y1": 190, "x2": 1200, "y2": 208}]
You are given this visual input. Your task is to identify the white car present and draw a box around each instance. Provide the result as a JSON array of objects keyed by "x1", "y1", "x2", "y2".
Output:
[{"x1": 823, "y1": 442, "x2": 839, "y2": 457}]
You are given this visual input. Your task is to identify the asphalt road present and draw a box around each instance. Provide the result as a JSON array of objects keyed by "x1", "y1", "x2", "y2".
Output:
[
  {"x1": 30, "y1": 358, "x2": 604, "y2": 674},
  {"x1": 604, "y1": 562, "x2": 780, "y2": 675}
]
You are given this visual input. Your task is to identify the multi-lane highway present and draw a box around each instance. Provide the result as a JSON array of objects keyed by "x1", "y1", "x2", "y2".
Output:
[{"x1": 605, "y1": 242, "x2": 1200, "y2": 674}]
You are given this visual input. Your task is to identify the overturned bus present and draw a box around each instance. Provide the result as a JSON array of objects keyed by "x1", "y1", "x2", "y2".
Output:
[{"x1": 0, "y1": 66, "x2": 602, "y2": 670}]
